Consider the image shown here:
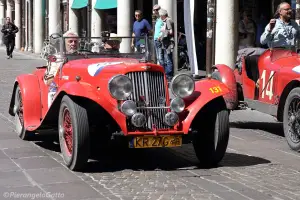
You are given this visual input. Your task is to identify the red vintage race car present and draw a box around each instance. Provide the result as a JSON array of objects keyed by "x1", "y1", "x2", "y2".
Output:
[
  {"x1": 8, "y1": 33, "x2": 234, "y2": 171},
  {"x1": 213, "y1": 47, "x2": 300, "y2": 151}
]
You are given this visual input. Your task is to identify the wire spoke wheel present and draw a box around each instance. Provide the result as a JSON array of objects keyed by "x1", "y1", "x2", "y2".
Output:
[
  {"x1": 58, "y1": 95, "x2": 90, "y2": 171},
  {"x1": 287, "y1": 97, "x2": 300, "y2": 143},
  {"x1": 14, "y1": 86, "x2": 34, "y2": 140},
  {"x1": 62, "y1": 107, "x2": 73, "y2": 156}
]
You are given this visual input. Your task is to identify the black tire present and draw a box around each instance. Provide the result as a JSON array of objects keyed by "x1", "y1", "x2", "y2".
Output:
[
  {"x1": 192, "y1": 106, "x2": 230, "y2": 167},
  {"x1": 14, "y1": 86, "x2": 35, "y2": 140},
  {"x1": 283, "y1": 87, "x2": 300, "y2": 151},
  {"x1": 58, "y1": 95, "x2": 90, "y2": 171}
]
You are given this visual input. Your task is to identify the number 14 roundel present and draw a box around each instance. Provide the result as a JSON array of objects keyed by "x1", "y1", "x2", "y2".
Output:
[{"x1": 260, "y1": 69, "x2": 275, "y2": 101}]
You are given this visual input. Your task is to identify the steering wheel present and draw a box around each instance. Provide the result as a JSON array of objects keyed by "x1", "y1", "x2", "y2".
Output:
[{"x1": 77, "y1": 49, "x2": 93, "y2": 53}]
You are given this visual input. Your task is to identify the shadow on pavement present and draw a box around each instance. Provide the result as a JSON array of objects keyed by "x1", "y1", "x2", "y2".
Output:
[
  {"x1": 32, "y1": 132, "x2": 271, "y2": 173},
  {"x1": 218, "y1": 152, "x2": 271, "y2": 167},
  {"x1": 230, "y1": 121, "x2": 284, "y2": 137}
]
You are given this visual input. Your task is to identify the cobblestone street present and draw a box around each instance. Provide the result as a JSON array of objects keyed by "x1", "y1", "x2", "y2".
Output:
[{"x1": 0, "y1": 48, "x2": 300, "y2": 200}]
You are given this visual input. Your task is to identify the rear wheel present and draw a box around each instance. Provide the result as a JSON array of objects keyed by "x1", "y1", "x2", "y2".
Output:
[
  {"x1": 14, "y1": 86, "x2": 35, "y2": 140},
  {"x1": 283, "y1": 88, "x2": 300, "y2": 151},
  {"x1": 58, "y1": 95, "x2": 90, "y2": 171},
  {"x1": 192, "y1": 104, "x2": 230, "y2": 167}
]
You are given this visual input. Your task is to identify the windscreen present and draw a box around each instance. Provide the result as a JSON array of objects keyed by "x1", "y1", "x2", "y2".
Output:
[{"x1": 62, "y1": 34, "x2": 150, "y2": 58}]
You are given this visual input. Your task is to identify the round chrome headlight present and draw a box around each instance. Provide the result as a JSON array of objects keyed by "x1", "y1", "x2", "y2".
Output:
[
  {"x1": 131, "y1": 113, "x2": 146, "y2": 127},
  {"x1": 121, "y1": 100, "x2": 137, "y2": 116},
  {"x1": 164, "y1": 112, "x2": 179, "y2": 127},
  {"x1": 108, "y1": 75, "x2": 132, "y2": 100},
  {"x1": 170, "y1": 97, "x2": 185, "y2": 113},
  {"x1": 171, "y1": 74, "x2": 195, "y2": 98}
]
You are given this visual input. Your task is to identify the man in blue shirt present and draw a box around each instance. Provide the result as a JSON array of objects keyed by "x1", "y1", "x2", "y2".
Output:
[
  {"x1": 131, "y1": 10, "x2": 152, "y2": 52},
  {"x1": 260, "y1": 2, "x2": 300, "y2": 50}
]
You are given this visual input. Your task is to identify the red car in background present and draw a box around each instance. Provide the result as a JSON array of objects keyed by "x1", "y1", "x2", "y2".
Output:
[{"x1": 214, "y1": 47, "x2": 300, "y2": 151}]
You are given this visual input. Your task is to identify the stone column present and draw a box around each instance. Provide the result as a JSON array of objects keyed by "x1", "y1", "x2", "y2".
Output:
[
  {"x1": 117, "y1": 0, "x2": 133, "y2": 53},
  {"x1": 6, "y1": 0, "x2": 13, "y2": 19},
  {"x1": 215, "y1": 0, "x2": 238, "y2": 69},
  {"x1": 0, "y1": 0, "x2": 5, "y2": 45},
  {"x1": 0, "y1": 0, "x2": 4, "y2": 24},
  {"x1": 33, "y1": 0, "x2": 43, "y2": 53},
  {"x1": 68, "y1": 0, "x2": 79, "y2": 34},
  {"x1": 91, "y1": 0, "x2": 102, "y2": 41},
  {"x1": 48, "y1": 0, "x2": 60, "y2": 36},
  {"x1": 15, "y1": 0, "x2": 21, "y2": 49},
  {"x1": 24, "y1": 0, "x2": 27, "y2": 50},
  {"x1": 28, "y1": 0, "x2": 33, "y2": 51}
]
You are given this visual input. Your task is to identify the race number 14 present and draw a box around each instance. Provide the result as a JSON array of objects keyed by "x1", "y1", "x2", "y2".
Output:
[{"x1": 260, "y1": 70, "x2": 275, "y2": 100}]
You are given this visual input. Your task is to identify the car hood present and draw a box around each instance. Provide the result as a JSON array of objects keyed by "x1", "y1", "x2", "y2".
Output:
[{"x1": 61, "y1": 57, "x2": 164, "y2": 77}]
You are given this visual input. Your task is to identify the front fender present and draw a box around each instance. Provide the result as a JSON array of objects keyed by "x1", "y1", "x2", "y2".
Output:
[
  {"x1": 9, "y1": 74, "x2": 42, "y2": 131},
  {"x1": 56, "y1": 82, "x2": 127, "y2": 133},
  {"x1": 182, "y1": 79, "x2": 230, "y2": 133},
  {"x1": 213, "y1": 64, "x2": 238, "y2": 110}
]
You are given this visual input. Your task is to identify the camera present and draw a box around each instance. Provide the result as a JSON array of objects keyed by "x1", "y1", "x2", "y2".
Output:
[{"x1": 101, "y1": 31, "x2": 110, "y2": 43}]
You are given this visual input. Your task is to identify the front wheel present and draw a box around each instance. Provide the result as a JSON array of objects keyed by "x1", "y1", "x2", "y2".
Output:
[
  {"x1": 58, "y1": 95, "x2": 90, "y2": 171},
  {"x1": 283, "y1": 87, "x2": 300, "y2": 151},
  {"x1": 192, "y1": 106, "x2": 230, "y2": 167},
  {"x1": 14, "y1": 86, "x2": 35, "y2": 140}
]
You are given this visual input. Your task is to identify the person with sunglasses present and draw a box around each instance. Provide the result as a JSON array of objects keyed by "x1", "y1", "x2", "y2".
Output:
[
  {"x1": 260, "y1": 2, "x2": 300, "y2": 50},
  {"x1": 131, "y1": 10, "x2": 152, "y2": 52}
]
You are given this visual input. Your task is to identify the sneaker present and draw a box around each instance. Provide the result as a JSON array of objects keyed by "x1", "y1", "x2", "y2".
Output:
[{"x1": 7, "y1": 56, "x2": 10, "y2": 59}]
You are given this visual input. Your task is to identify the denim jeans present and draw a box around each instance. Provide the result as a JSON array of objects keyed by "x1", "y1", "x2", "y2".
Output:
[{"x1": 154, "y1": 40, "x2": 173, "y2": 80}]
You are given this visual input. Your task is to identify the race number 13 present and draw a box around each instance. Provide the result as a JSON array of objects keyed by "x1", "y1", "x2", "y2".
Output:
[{"x1": 260, "y1": 70, "x2": 275, "y2": 100}]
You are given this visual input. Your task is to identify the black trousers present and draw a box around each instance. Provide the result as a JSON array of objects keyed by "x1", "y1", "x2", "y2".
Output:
[{"x1": 4, "y1": 38, "x2": 15, "y2": 56}]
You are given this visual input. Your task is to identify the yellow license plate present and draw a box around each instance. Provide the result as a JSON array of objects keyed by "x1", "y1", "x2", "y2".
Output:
[{"x1": 129, "y1": 135, "x2": 182, "y2": 148}]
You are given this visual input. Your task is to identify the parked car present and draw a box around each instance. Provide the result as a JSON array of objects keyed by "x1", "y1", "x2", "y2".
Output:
[
  {"x1": 213, "y1": 47, "x2": 300, "y2": 151},
  {"x1": 8, "y1": 33, "x2": 234, "y2": 171}
]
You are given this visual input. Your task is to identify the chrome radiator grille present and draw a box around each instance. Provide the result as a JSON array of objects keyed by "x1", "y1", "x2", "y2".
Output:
[{"x1": 126, "y1": 71, "x2": 169, "y2": 131}]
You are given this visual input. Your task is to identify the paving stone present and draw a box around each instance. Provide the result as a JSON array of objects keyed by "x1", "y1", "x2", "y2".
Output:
[
  {"x1": 0, "y1": 151, "x2": 8, "y2": 159},
  {"x1": 26, "y1": 167, "x2": 81, "y2": 185},
  {"x1": 0, "y1": 171, "x2": 33, "y2": 187},
  {"x1": 13, "y1": 156, "x2": 62, "y2": 170},
  {"x1": 0, "y1": 158, "x2": 19, "y2": 172},
  {"x1": 4, "y1": 146, "x2": 48, "y2": 159},
  {"x1": 41, "y1": 181, "x2": 103, "y2": 200},
  {"x1": 0, "y1": 139, "x2": 34, "y2": 149}
]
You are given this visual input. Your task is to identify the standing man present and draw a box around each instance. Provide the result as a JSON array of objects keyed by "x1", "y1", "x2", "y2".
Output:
[
  {"x1": 260, "y1": 2, "x2": 300, "y2": 50},
  {"x1": 158, "y1": 9, "x2": 175, "y2": 82},
  {"x1": 1, "y1": 17, "x2": 19, "y2": 59},
  {"x1": 131, "y1": 10, "x2": 152, "y2": 52},
  {"x1": 153, "y1": 4, "x2": 164, "y2": 65}
]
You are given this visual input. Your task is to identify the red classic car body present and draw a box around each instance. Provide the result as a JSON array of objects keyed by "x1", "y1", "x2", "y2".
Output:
[
  {"x1": 9, "y1": 35, "x2": 233, "y2": 171},
  {"x1": 10, "y1": 58, "x2": 230, "y2": 135}
]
